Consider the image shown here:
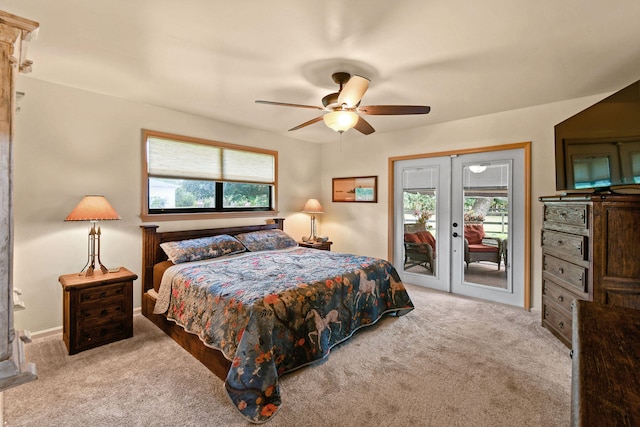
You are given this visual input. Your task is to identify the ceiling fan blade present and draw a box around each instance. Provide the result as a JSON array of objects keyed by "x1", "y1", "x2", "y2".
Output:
[
  {"x1": 358, "y1": 105, "x2": 431, "y2": 115},
  {"x1": 256, "y1": 100, "x2": 324, "y2": 111},
  {"x1": 353, "y1": 115, "x2": 375, "y2": 135},
  {"x1": 288, "y1": 116, "x2": 324, "y2": 131},
  {"x1": 337, "y1": 75, "x2": 370, "y2": 108}
]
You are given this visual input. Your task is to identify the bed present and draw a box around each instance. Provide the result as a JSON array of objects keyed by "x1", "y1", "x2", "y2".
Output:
[{"x1": 140, "y1": 219, "x2": 414, "y2": 423}]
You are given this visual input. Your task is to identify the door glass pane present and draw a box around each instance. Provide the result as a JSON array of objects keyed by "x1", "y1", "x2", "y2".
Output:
[
  {"x1": 402, "y1": 167, "x2": 437, "y2": 277},
  {"x1": 462, "y1": 163, "x2": 509, "y2": 289}
]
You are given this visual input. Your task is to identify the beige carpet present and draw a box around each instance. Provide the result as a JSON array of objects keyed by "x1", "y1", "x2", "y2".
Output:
[{"x1": 4, "y1": 285, "x2": 571, "y2": 426}]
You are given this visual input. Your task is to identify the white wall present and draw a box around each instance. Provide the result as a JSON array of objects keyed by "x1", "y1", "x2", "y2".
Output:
[
  {"x1": 319, "y1": 94, "x2": 607, "y2": 310},
  {"x1": 12, "y1": 74, "x2": 611, "y2": 332},
  {"x1": 13, "y1": 77, "x2": 321, "y2": 333}
]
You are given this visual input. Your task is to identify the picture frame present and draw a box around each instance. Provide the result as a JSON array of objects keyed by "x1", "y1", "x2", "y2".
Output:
[{"x1": 332, "y1": 176, "x2": 378, "y2": 203}]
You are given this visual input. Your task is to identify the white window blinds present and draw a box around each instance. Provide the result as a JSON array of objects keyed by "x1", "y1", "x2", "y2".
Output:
[{"x1": 147, "y1": 136, "x2": 275, "y2": 184}]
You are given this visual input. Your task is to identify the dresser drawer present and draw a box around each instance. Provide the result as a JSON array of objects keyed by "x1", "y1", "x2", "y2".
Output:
[
  {"x1": 79, "y1": 282, "x2": 126, "y2": 305},
  {"x1": 542, "y1": 279, "x2": 582, "y2": 313},
  {"x1": 80, "y1": 300, "x2": 126, "y2": 324},
  {"x1": 544, "y1": 203, "x2": 588, "y2": 228},
  {"x1": 543, "y1": 254, "x2": 588, "y2": 293},
  {"x1": 541, "y1": 230, "x2": 588, "y2": 261},
  {"x1": 542, "y1": 299, "x2": 573, "y2": 345}
]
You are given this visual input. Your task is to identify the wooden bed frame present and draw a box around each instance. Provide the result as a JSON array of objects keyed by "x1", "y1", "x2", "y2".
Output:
[{"x1": 139, "y1": 218, "x2": 285, "y2": 380}]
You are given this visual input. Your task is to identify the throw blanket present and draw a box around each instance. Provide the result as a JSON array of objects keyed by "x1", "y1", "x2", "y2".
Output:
[{"x1": 155, "y1": 247, "x2": 414, "y2": 423}]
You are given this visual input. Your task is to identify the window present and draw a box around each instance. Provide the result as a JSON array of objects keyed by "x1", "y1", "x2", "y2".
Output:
[{"x1": 142, "y1": 130, "x2": 277, "y2": 220}]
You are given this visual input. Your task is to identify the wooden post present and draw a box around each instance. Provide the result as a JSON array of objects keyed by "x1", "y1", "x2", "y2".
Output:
[{"x1": 0, "y1": 10, "x2": 39, "y2": 391}]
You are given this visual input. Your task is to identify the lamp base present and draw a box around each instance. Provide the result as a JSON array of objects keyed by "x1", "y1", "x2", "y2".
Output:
[
  {"x1": 308, "y1": 215, "x2": 317, "y2": 242},
  {"x1": 80, "y1": 260, "x2": 109, "y2": 277},
  {"x1": 79, "y1": 223, "x2": 111, "y2": 276}
]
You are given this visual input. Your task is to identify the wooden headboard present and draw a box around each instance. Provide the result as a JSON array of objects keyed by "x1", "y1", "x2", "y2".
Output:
[{"x1": 140, "y1": 218, "x2": 285, "y2": 297}]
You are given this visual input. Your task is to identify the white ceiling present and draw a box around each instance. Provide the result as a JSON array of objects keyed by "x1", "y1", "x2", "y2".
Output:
[{"x1": 6, "y1": 0, "x2": 640, "y2": 143}]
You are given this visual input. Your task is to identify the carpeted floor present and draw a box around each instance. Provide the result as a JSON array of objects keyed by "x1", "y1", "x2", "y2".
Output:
[{"x1": 4, "y1": 285, "x2": 571, "y2": 426}]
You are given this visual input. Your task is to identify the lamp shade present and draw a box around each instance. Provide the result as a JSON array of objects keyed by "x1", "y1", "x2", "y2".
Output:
[
  {"x1": 301, "y1": 198, "x2": 324, "y2": 214},
  {"x1": 65, "y1": 195, "x2": 121, "y2": 221},
  {"x1": 323, "y1": 111, "x2": 359, "y2": 133}
]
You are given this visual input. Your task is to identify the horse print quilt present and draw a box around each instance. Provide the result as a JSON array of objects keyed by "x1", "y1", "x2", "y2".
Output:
[{"x1": 154, "y1": 246, "x2": 414, "y2": 423}]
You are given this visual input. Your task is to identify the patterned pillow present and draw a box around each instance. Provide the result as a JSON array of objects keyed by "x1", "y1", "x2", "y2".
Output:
[
  {"x1": 235, "y1": 229, "x2": 298, "y2": 252},
  {"x1": 160, "y1": 234, "x2": 246, "y2": 264}
]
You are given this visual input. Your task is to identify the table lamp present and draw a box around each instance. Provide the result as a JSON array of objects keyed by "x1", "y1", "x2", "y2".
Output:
[
  {"x1": 301, "y1": 198, "x2": 324, "y2": 241},
  {"x1": 65, "y1": 195, "x2": 121, "y2": 276}
]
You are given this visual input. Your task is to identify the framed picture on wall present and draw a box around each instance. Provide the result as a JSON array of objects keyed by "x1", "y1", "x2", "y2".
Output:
[{"x1": 332, "y1": 176, "x2": 377, "y2": 203}]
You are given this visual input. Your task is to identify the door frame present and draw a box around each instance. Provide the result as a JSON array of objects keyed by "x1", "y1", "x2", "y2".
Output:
[{"x1": 388, "y1": 141, "x2": 532, "y2": 310}]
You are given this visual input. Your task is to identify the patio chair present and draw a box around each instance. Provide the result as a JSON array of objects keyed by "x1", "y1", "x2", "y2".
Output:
[
  {"x1": 463, "y1": 223, "x2": 503, "y2": 270},
  {"x1": 404, "y1": 230, "x2": 436, "y2": 273}
]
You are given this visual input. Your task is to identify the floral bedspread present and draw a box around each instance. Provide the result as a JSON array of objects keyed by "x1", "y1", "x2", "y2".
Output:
[{"x1": 154, "y1": 247, "x2": 414, "y2": 423}]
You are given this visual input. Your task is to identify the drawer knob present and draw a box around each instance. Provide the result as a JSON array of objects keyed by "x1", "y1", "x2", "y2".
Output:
[
  {"x1": 100, "y1": 309, "x2": 108, "y2": 316},
  {"x1": 557, "y1": 295, "x2": 564, "y2": 303},
  {"x1": 558, "y1": 267, "x2": 564, "y2": 274},
  {"x1": 558, "y1": 321, "x2": 564, "y2": 329},
  {"x1": 100, "y1": 291, "x2": 107, "y2": 299}
]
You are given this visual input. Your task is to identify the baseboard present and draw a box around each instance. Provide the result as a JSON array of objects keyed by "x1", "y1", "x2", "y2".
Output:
[{"x1": 30, "y1": 326, "x2": 62, "y2": 340}]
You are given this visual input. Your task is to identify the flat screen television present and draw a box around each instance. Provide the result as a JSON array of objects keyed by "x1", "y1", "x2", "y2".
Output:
[{"x1": 555, "y1": 80, "x2": 640, "y2": 193}]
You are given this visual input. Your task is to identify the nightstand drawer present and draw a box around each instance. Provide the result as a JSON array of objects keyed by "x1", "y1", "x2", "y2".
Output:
[
  {"x1": 78, "y1": 320, "x2": 128, "y2": 347},
  {"x1": 79, "y1": 282, "x2": 126, "y2": 304},
  {"x1": 80, "y1": 300, "x2": 126, "y2": 324}
]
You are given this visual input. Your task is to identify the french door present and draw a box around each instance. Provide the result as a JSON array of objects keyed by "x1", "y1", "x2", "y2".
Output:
[{"x1": 393, "y1": 146, "x2": 528, "y2": 307}]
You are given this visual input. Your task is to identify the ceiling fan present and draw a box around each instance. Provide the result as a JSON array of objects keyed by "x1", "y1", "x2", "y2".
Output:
[{"x1": 255, "y1": 72, "x2": 431, "y2": 135}]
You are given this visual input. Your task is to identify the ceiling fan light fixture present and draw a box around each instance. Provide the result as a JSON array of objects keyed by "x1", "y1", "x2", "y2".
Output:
[{"x1": 323, "y1": 110, "x2": 359, "y2": 133}]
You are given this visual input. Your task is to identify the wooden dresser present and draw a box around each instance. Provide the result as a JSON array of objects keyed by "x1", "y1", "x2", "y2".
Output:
[
  {"x1": 571, "y1": 300, "x2": 640, "y2": 426},
  {"x1": 539, "y1": 194, "x2": 640, "y2": 347}
]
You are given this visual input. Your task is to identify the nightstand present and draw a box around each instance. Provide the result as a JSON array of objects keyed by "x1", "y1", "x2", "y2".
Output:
[
  {"x1": 59, "y1": 267, "x2": 137, "y2": 355},
  {"x1": 298, "y1": 241, "x2": 333, "y2": 251}
]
